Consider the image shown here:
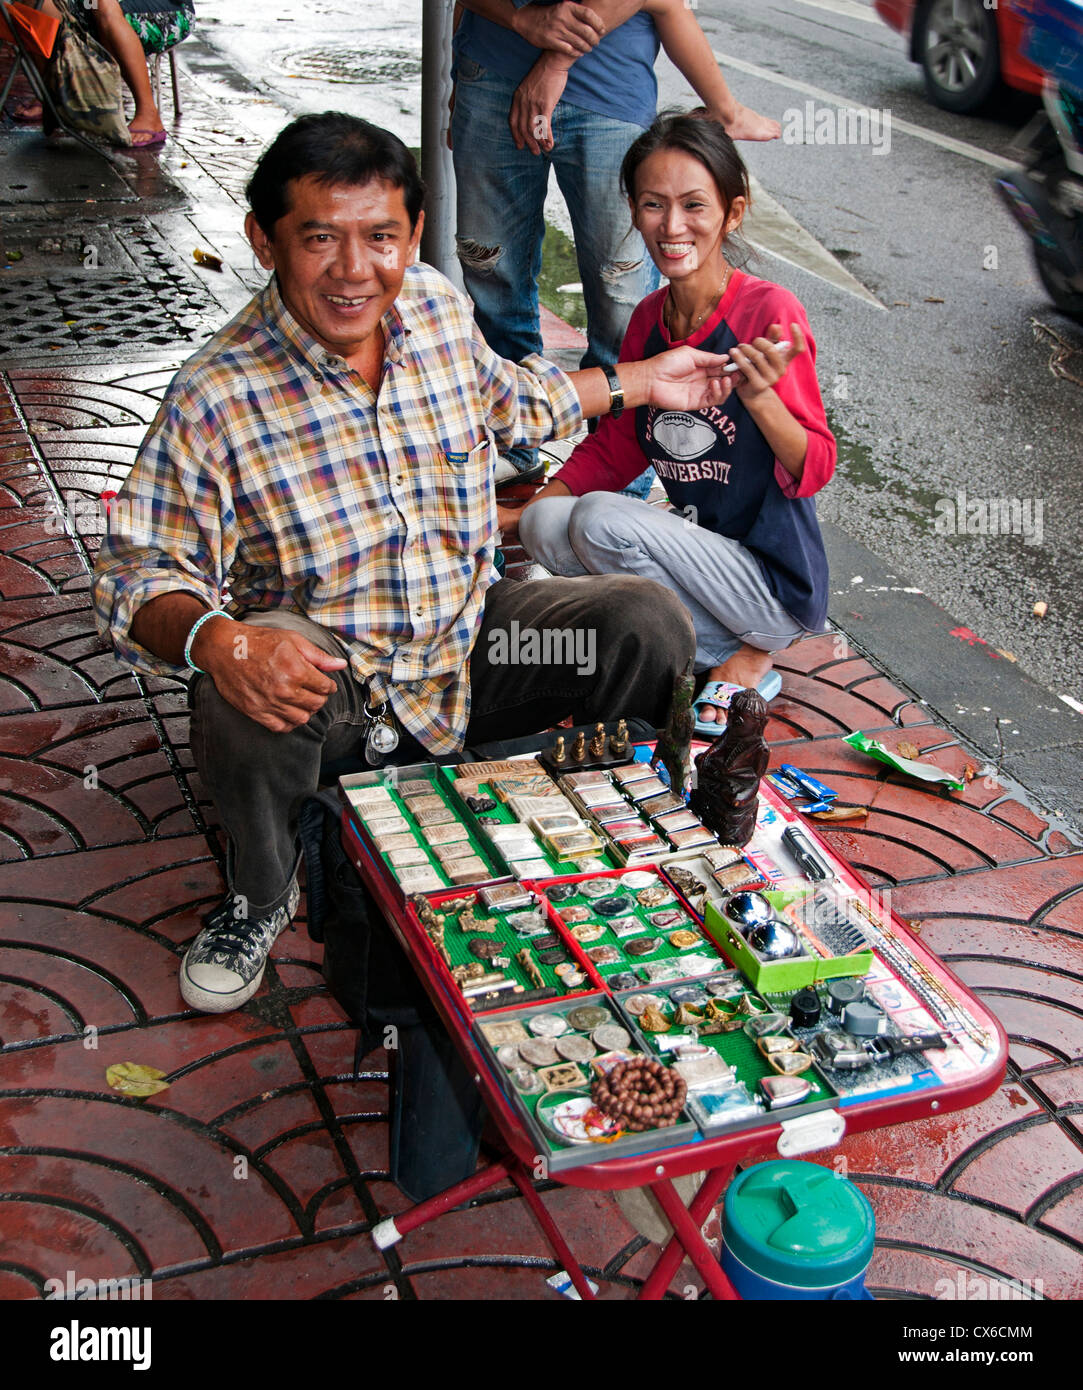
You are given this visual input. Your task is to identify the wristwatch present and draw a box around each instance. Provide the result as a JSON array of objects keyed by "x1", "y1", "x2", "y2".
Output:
[{"x1": 603, "y1": 365, "x2": 624, "y2": 420}]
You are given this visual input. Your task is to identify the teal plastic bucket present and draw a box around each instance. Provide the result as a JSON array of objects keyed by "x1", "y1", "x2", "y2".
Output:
[{"x1": 722, "y1": 1160, "x2": 875, "y2": 1300}]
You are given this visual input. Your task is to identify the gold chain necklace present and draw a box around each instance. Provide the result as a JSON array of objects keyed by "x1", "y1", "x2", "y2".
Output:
[{"x1": 665, "y1": 264, "x2": 733, "y2": 339}]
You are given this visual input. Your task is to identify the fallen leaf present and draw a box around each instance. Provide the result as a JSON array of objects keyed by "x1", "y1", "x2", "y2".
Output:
[
  {"x1": 963, "y1": 763, "x2": 976, "y2": 782},
  {"x1": 924, "y1": 296, "x2": 945, "y2": 303},
  {"x1": 908, "y1": 919, "x2": 924, "y2": 936},
  {"x1": 7, "y1": 249, "x2": 23, "y2": 262},
  {"x1": 106, "y1": 1062, "x2": 170, "y2": 1098},
  {"x1": 896, "y1": 740, "x2": 920, "y2": 760}
]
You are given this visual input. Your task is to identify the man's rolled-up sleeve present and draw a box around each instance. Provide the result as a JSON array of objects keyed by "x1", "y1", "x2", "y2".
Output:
[
  {"x1": 92, "y1": 397, "x2": 235, "y2": 679},
  {"x1": 471, "y1": 323, "x2": 583, "y2": 451}
]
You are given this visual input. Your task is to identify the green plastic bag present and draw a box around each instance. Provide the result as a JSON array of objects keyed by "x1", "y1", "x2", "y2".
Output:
[{"x1": 844, "y1": 731, "x2": 965, "y2": 791}]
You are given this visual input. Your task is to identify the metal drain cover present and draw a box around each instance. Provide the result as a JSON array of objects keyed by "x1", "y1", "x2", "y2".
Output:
[
  {"x1": 273, "y1": 46, "x2": 420, "y2": 84},
  {"x1": 0, "y1": 271, "x2": 212, "y2": 360}
]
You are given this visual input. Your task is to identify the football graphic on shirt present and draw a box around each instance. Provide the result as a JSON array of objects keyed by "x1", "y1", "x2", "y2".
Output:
[{"x1": 651, "y1": 412, "x2": 716, "y2": 461}]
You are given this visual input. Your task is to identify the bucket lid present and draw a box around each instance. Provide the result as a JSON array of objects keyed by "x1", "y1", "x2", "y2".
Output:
[{"x1": 723, "y1": 1160, "x2": 875, "y2": 1288}]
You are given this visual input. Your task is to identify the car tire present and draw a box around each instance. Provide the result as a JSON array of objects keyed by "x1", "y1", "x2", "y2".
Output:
[{"x1": 915, "y1": 0, "x2": 1002, "y2": 113}]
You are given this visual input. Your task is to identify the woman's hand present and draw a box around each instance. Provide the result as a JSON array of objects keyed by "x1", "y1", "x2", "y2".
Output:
[{"x1": 726, "y1": 323, "x2": 807, "y2": 403}]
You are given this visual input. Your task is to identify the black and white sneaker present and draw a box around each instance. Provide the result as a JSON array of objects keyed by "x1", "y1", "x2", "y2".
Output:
[
  {"x1": 180, "y1": 880, "x2": 301, "y2": 1013},
  {"x1": 495, "y1": 456, "x2": 546, "y2": 487}
]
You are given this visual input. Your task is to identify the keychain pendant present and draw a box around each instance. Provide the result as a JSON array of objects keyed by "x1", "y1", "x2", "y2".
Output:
[{"x1": 364, "y1": 716, "x2": 399, "y2": 765}]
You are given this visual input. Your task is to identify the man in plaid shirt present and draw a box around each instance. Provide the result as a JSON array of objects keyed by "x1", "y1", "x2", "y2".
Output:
[{"x1": 93, "y1": 113, "x2": 731, "y2": 1014}]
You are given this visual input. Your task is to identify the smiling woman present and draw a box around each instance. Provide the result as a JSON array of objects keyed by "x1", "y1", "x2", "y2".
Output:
[{"x1": 514, "y1": 110, "x2": 837, "y2": 722}]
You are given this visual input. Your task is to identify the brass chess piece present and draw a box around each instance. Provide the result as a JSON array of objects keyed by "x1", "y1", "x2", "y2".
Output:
[
  {"x1": 609, "y1": 718, "x2": 629, "y2": 758},
  {"x1": 571, "y1": 730, "x2": 587, "y2": 763},
  {"x1": 589, "y1": 722, "x2": 607, "y2": 759},
  {"x1": 552, "y1": 734, "x2": 566, "y2": 764}
]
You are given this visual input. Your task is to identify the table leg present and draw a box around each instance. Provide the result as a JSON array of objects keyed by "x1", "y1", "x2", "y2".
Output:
[
  {"x1": 638, "y1": 1169, "x2": 738, "y2": 1300},
  {"x1": 509, "y1": 1167, "x2": 598, "y2": 1301},
  {"x1": 372, "y1": 1160, "x2": 511, "y2": 1249}
]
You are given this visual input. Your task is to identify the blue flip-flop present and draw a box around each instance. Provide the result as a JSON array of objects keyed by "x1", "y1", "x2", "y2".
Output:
[{"x1": 692, "y1": 671, "x2": 782, "y2": 736}]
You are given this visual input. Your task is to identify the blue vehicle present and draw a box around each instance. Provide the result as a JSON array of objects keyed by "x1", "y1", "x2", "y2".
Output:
[{"x1": 997, "y1": 0, "x2": 1083, "y2": 318}]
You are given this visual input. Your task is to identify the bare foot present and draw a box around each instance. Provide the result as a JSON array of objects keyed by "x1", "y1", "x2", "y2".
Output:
[
  {"x1": 724, "y1": 104, "x2": 782, "y2": 142},
  {"x1": 697, "y1": 645, "x2": 775, "y2": 723}
]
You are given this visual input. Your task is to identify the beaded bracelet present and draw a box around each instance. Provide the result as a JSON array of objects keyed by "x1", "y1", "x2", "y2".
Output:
[{"x1": 184, "y1": 609, "x2": 233, "y2": 674}]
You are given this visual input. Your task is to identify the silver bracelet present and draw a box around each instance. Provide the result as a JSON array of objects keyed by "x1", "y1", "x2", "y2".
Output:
[{"x1": 184, "y1": 609, "x2": 233, "y2": 674}]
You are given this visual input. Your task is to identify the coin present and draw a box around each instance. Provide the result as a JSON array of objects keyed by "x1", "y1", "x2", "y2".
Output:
[
  {"x1": 537, "y1": 948, "x2": 568, "y2": 965},
  {"x1": 527, "y1": 1012, "x2": 568, "y2": 1037},
  {"x1": 669, "y1": 929, "x2": 702, "y2": 949},
  {"x1": 624, "y1": 993, "x2": 664, "y2": 1016},
  {"x1": 567, "y1": 1005, "x2": 610, "y2": 1031},
  {"x1": 546, "y1": 882, "x2": 578, "y2": 903},
  {"x1": 562, "y1": 971, "x2": 586, "y2": 987},
  {"x1": 580, "y1": 877, "x2": 616, "y2": 898},
  {"x1": 620, "y1": 871, "x2": 657, "y2": 890},
  {"x1": 570, "y1": 921, "x2": 604, "y2": 943},
  {"x1": 586, "y1": 945, "x2": 622, "y2": 965},
  {"x1": 607, "y1": 971, "x2": 639, "y2": 991},
  {"x1": 560, "y1": 904, "x2": 592, "y2": 923},
  {"x1": 625, "y1": 936, "x2": 662, "y2": 957},
  {"x1": 496, "y1": 1044, "x2": 520, "y2": 1068},
  {"x1": 556, "y1": 1034, "x2": 597, "y2": 1064},
  {"x1": 519, "y1": 1039, "x2": 561, "y2": 1067},
  {"x1": 592, "y1": 1024, "x2": 631, "y2": 1050}
]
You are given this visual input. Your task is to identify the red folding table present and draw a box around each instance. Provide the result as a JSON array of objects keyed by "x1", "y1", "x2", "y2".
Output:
[{"x1": 348, "y1": 774, "x2": 1007, "y2": 1301}]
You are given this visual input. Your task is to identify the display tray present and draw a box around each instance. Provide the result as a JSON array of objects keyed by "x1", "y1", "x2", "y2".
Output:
[
  {"x1": 472, "y1": 992, "x2": 701, "y2": 1172},
  {"x1": 403, "y1": 883, "x2": 605, "y2": 1015},
  {"x1": 340, "y1": 765, "x2": 508, "y2": 899},
  {"x1": 534, "y1": 866, "x2": 727, "y2": 988},
  {"x1": 438, "y1": 763, "x2": 623, "y2": 880},
  {"x1": 613, "y1": 972, "x2": 840, "y2": 1134}
]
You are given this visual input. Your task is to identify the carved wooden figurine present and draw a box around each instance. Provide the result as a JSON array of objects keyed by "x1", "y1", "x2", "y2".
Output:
[{"x1": 689, "y1": 687, "x2": 768, "y2": 846}]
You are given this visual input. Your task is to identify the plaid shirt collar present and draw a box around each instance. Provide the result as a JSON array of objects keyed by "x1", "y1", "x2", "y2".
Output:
[{"x1": 260, "y1": 273, "x2": 411, "y2": 378}]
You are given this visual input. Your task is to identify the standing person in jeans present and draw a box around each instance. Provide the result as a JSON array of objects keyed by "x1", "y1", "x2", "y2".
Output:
[{"x1": 452, "y1": 0, "x2": 779, "y2": 490}]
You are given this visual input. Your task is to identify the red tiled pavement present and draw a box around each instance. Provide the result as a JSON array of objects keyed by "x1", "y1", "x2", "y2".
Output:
[{"x1": 2, "y1": 358, "x2": 1082, "y2": 1304}]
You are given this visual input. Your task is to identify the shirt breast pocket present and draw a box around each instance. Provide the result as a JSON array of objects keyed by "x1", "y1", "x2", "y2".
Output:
[{"x1": 438, "y1": 437, "x2": 493, "y2": 555}]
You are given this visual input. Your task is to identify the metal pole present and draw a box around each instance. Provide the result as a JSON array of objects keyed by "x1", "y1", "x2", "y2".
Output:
[{"x1": 420, "y1": 0, "x2": 463, "y2": 289}]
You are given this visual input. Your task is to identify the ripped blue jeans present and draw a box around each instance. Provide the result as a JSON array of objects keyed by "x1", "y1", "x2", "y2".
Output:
[{"x1": 452, "y1": 56, "x2": 659, "y2": 490}]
